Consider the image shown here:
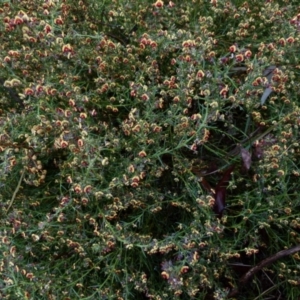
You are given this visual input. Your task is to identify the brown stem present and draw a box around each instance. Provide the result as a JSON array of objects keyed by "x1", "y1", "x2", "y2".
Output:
[
  {"x1": 241, "y1": 244, "x2": 300, "y2": 284},
  {"x1": 228, "y1": 244, "x2": 300, "y2": 298}
]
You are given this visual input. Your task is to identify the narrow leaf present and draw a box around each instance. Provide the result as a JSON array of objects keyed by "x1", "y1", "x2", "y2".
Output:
[
  {"x1": 240, "y1": 147, "x2": 252, "y2": 170},
  {"x1": 260, "y1": 65, "x2": 279, "y2": 105},
  {"x1": 214, "y1": 187, "x2": 226, "y2": 217},
  {"x1": 214, "y1": 165, "x2": 234, "y2": 217},
  {"x1": 200, "y1": 177, "x2": 214, "y2": 194},
  {"x1": 260, "y1": 86, "x2": 272, "y2": 105}
]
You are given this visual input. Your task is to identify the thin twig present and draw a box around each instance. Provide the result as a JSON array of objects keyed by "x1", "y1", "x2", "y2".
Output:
[
  {"x1": 6, "y1": 168, "x2": 25, "y2": 213},
  {"x1": 240, "y1": 244, "x2": 300, "y2": 284},
  {"x1": 228, "y1": 244, "x2": 300, "y2": 298}
]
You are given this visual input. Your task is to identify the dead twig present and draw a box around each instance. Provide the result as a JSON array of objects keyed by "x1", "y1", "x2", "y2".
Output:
[
  {"x1": 241, "y1": 244, "x2": 300, "y2": 284},
  {"x1": 228, "y1": 244, "x2": 300, "y2": 298},
  {"x1": 6, "y1": 168, "x2": 25, "y2": 213}
]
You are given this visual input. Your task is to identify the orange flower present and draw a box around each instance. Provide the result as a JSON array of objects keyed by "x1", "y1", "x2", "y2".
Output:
[
  {"x1": 62, "y1": 44, "x2": 73, "y2": 53},
  {"x1": 244, "y1": 50, "x2": 252, "y2": 58},
  {"x1": 153, "y1": 0, "x2": 164, "y2": 8},
  {"x1": 229, "y1": 45, "x2": 237, "y2": 52},
  {"x1": 138, "y1": 150, "x2": 147, "y2": 157}
]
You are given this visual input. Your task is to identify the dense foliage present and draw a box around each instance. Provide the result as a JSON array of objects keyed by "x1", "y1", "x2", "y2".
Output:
[{"x1": 0, "y1": 0, "x2": 300, "y2": 299}]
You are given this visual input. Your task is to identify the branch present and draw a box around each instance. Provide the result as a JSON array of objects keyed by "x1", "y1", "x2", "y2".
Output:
[
  {"x1": 6, "y1": 168, "x2": 25, "y2": 213},
  {"x1": 241, "y1": 244, "x2": 300, "y2": 284},
  {"x1": 228, "y1": 244, "x2": 300, "y2": 298}
]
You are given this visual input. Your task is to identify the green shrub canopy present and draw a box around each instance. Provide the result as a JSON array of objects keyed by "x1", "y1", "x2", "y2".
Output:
[{"x1": 0, "y1": 0, "x2": 300, "y2": 299}]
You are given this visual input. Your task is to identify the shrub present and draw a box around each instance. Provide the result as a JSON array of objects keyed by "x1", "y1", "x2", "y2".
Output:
[{"x1": 0, "y1": 0, "x2": 300, "y2": 299}]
